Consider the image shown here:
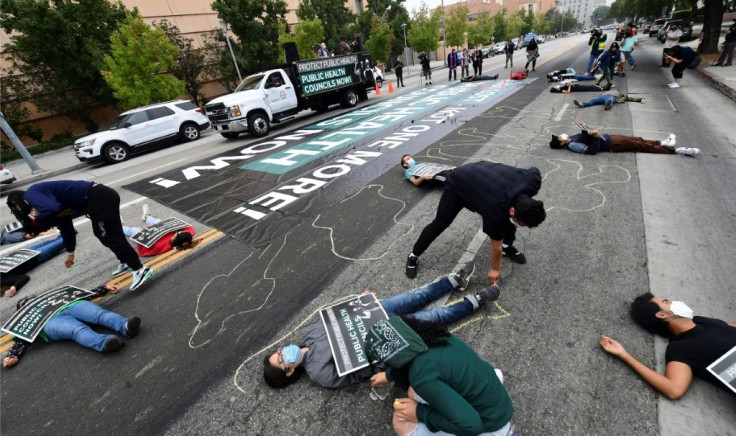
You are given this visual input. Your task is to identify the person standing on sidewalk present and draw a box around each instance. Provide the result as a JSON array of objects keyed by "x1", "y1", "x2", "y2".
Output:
[
  {"x1": 404, "y1": 162, "x2": 546, "y2": 284},
  {"x1": 447, "y1": 48, "x2": 458, "y2": 81},
  {"x1": 661, "y1": 23, "x2": 682, "y2": 67},
  {"x1": 504, "y1": 39, "x2": 515, "y2": 69},
  {"x1": 714, "y1": 23, "x2": 735, "y2": 67},
  {"x1": 20, "y1": 180, "x2": 153, "y2": 291},
  {"x1": 394, "y1": 57, "x2": 405, "y2": 87}
]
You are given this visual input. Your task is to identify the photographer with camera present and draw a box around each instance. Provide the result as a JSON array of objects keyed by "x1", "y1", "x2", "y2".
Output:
[{"x1": 587, "y1": 28, "x2": 607, "y2": 73}]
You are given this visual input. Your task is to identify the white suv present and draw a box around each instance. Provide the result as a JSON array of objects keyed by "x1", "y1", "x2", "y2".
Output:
[{"x1": 74, "y1": 100, "x2": 210, "y2": 164}]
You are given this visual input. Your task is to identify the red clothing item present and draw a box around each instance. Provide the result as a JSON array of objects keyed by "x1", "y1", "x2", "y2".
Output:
[{"x1": 136, "y1": 226, "x2": 195, "y2": 257}]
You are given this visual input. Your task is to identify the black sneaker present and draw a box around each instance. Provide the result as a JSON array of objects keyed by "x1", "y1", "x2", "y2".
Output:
[
  {"x1": 604, "y1": 99, "x2": 614, "y2": 110},
  {"x1": 502, "y1": 245, "x2": 526, "y2": 264},
  {"x1": 104, "y1": 337, "x2": 125, "y2": 352},
  {"x1": 405, "y1": 255, "x2": 419, "y2": 278},
  {"x1": 453, "y1": 261, "x2": 475, "y2": 290},
  {"x1": 125, "y1": 317, "x2": 141, "y2": 338},
  {"x1": 492, "y1": 73, "x2": 499, "y2": 80},
  {"x1": 475, "y1": 285, "x2": 500, "y2": 304},
  {"x1": 573, "y1": 99, "x2": 583, "y2": 108}
]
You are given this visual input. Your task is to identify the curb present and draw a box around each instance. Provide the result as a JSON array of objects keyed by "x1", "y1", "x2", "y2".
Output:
[
  {"x1": 695, "y1": 67, "x2": 736, "y2": 103},
  {"x1": 3, "y1": 161, "x2": 90, "y2": 190}
]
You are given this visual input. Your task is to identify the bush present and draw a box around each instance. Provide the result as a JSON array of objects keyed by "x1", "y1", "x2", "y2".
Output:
[{"x1": 1, "y1": 130, "x2": 76, "y2": 162}]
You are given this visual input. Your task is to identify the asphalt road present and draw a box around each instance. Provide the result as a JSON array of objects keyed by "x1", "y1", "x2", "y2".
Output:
[{"x1": 1, "y1": 34, "x2": 734, "y2": 435}]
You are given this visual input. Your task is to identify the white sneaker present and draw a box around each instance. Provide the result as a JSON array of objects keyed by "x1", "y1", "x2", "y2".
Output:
[
  {"x1": 675, "y1": 147, "x2": 700, "y2": 157},
  {"x1": 667, "y1": 82, "x2": 680, "y2": 88},
  {"x1": 130, "y1": 266, "x2": 153, "y2": 291},
  {"x1": 141, "y1": 203, "x2": 150, "y2": 222},
  {"x1": 112, "y1": 263, "x2": 131, "y2": 277},
  {"x1": 661, "y1": 134, "x2": 677, "y2": 148}
]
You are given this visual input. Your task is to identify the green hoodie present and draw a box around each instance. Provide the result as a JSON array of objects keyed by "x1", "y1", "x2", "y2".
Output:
[{"x1": 367, "y1": 318, "x2": 513, "y2": 435}]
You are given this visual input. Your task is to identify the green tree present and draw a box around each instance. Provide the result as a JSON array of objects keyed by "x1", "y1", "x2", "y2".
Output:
[
  {"x1": 0, "y1": 0, "x2": 129, "y2": 132},
  {"x1": 156, "y1": 20, "x2": 213, "y2": 106},
  {"x1": 102, "y1": 12, "x2": 185, "y2": 107},
  {"x1": 364, "y1": 15, "x2": 395, "y2": 64},
  {"x1": 445, "y1": 4, "x2": 469, "y2": 48},
  {"x1": 493, "y1": 9, "x2": 509, "y2": 42},
  {"x1": 201, "y1": 30, "x2": 240, "y2": 93},
  {"x1": 468, "y1": 11, "x2": 494, "y2": 47},
  {"x1": 521, "y1": 8, "x2": 535, "y2": 35},
  {"x1": 294, "y1": 19, "x2": 326, "y2": 60},
  {"x1": 296, "y1": 0, "x2": 355, "y2": 52},
  {"x1": 211, "y1": 0, "x2": 288, "y2": 76},
  {"x1": 591, "y1": 5, "x2": 611, "y2": 26},
  {"x1": 407, "y1": 3, "x2": 441, "y2": 54}
]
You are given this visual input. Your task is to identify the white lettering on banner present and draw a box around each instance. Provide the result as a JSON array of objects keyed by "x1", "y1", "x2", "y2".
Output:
[
  {"x1": 241, "y1": 140, "x2": 287, "y2": 153},
  {"x1": 308, "y1": 138, "x2": 351, "y2": 151},
  {"x1": 296, "y1": 55, "x2": 359, "y2": 73},
  {"x1": 261, "y1": 149, "x2": 320, "y2": 166},
  {"x1": 421, "y1": 107, "x2": 467, "y2": 124},
  {"x1": 182, "y1": 155, "x2": 255, "y2": 180},
  {"x1": 235, "y1": 151, "x2": 382, "y2": 220},
  {"x1": 367, "y1": 124, "x2": 431, "y2": 149},
  {"x1": 276, "y1": 130, "x2": 324, "y2": 141}
]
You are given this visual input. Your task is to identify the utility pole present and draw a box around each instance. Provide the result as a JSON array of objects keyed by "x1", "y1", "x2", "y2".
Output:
[
  {"x1": 220, "y1": 20, "x2": 243, "y2": 83},
  {"x1": 442, "y1": 0, "x2": 447, "y2": 65},
  {"x1": 0, "y1": 111, "x2": 43, "y2": 173}
]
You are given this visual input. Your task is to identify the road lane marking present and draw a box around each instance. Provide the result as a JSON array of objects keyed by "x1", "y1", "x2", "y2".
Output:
[{"x1": 555, "y1": 103, "x2": 570, "y2": 121}]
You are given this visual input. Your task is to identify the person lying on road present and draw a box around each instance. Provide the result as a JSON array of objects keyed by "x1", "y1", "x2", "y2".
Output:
[
  {"x1": 573, "y1": 89, "x2": 645, "y2": 110},
  {"x1": 600, "y1": 293, "x2": 736, "y2": 399},
  {"x1": 460, "y1": 73, "x2": 500, "y2": 82},
  {"x1": 549, "y1": 81, "x2": 612, "y2": 93},
  {"x1": 400, "y1": 154, "x2": 455, "y2": 188}
]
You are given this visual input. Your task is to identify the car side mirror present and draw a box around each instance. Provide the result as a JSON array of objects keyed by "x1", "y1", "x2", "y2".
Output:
[{"x1": 123, "y1": 122, "x2": 132, "y2": 128}]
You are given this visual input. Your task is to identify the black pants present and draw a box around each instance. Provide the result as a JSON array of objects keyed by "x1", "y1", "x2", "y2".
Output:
[
  {"x1": 449, "y1": 68, "x2": 457, "y2": 80},
  {"x1": 412, "y1": 186, "x2": 516, "y2": 256},
  {"x1": 86, "y1": 184, "x2": 143, "y2": 270},
  {"x1": 396, "y1": 69, "x2": 404, "y2": 87}
]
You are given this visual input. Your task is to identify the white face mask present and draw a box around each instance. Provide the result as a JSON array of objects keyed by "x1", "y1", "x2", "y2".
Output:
[
  {"x1": 669, "y1": 301, "x2": 694, "y2": 319},
  {"x1": 559, "y1": 134, "x2": 569, "y2": 142}
]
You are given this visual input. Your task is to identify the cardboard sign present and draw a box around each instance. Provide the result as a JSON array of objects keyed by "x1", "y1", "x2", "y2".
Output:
[
  {"x1": 409, "y1": 163, "x2": 456, "y2": 178},
  {"x1": 0, "y1": 249, "x2": 40, "y2": 274},
  {"x1": 4, "y1": 221, "x2": 23, "y2": 233},
  {"x1": 1, "y1": 286, "x2": 96, "y2": 342},
  {"x1": 129, "y1": 218, "x2": 189, "y2": 248},
  {"x1": 319, "y1": 293, "x2": 388, "y2": 376},
  {"x1": 707, "y1": 345, "x2": 736, "y2": 394}
]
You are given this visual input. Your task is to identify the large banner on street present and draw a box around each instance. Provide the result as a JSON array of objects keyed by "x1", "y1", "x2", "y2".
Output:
[
  {"x1": 707, "y1": 346, "x2": 736, "y2": 394},
  {"x1": 1, "y1": 286, "x2": 96, "y2": 342},
  {"x1": 319, "y1": 293, "x2": 388, "y2": 376}
]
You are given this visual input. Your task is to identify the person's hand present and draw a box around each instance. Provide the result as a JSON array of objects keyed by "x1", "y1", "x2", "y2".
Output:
[
  {"x1": 590, "y1": 130, "x2": 599, "y2": 137},
  {"x1": 104, "y1": 284, "x2": 119, "y2": 294},
  {"x1": 371, "y1": 372, "x2": 388, "y2": 387},
  {"x1": 3, "y1": 356, "x2": 18, "y2": 368},
  {"x1": 577, "y1": 120, "x2": 587, "y2": 126},
  {"x1": 599, "y1": 336, "x2": 627, "y2": 357},
  {"x1": 393, "y1": 397, "x2": 418, "y2": 423},
  {"x1": 64, "y1": 253, "x2": 75, "y2": 268},
  {"x1": 640, "y1": 98, "x2": 647, "y2": 104},
  {"x1": 488, "y1": 268, "x2": 500, "y2": 285}
]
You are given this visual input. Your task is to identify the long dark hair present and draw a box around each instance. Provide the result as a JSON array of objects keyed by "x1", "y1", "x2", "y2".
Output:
[{"x1": 391, "y1": 316, "x2": 451, "y2": 390}]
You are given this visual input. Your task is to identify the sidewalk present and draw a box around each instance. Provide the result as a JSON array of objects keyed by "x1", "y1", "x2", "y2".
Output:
[
  {"x1": 695, "y1": 63, "x2": 736, "y2": 102},
  {"x1": 2, "y1": 145, "x2": 87, "y2": 190}
]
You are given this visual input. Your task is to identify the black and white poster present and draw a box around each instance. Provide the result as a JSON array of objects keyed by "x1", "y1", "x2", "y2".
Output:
[
  {"x1": 319, "y1": 293, "x2": 388, "y2": 376},
  {"x1": 409, "y1": 162, "x2": 456, "y2": 177},
  {"x1": 0, "y1": 249, "x2": 40, "y2": 274},
  {"x1": 129, "y1": 218, "x2": 189, "y2": 248},
  {"x1": 707, "y1": 345, "x2": 736, "y2": 394}
]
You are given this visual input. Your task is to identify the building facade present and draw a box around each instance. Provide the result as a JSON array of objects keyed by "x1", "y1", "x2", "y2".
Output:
[{"x1": 555, "y1": 0, "x2": 606, "y2": 28}]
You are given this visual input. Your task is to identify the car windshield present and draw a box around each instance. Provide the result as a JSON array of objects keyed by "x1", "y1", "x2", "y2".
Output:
[
  {"x1": 235, "y1": 74, "x2": 265, "y2": 92},
  {"x1": 108, "y1": 114, "x2": 129, "y2": 130}
]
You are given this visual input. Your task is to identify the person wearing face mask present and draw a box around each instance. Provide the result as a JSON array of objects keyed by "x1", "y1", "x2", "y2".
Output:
[
  {"x1": 405, "y1": 162, "x2": 546, "y2": 284},
  {"x1": 550, "y1": 122, "x2": 699, "y2": 156},
  {"x1": 263, "y1": 262, "x2": 502, "y2": 389},
  {"x1": 400, "y1": 154, "x2": 455, "y2": 187},
  {"x1": 600, "y1": 293, "x2": 736, "y2": 399}
]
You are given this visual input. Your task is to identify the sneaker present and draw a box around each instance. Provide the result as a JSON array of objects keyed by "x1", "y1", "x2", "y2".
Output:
[
  {"x1": 502, "y1": 245, "x2": 526, "y2": 264},
  {"x1": 141, "y1": 203, "x2": 150, "y2": 222},
  {"x1": 632, "y1": 64, "x2": 637, "y2": 70},
  {"x1": 661, "y1": 134, "x2": 677, "y2": 148},
  {"x1": 494, "y1": 368, "x2": 504, "y2": 385},
  {"x1": 620, "y1": 72, "x2": 626, "y2": 77},
  {"x1": 104, "y1": 336, "x2": 125, "y2": 352},
  {"x1": 667, "y1": 82, "x2": 680, "y2": 88},
  {"x1": 573, "y1": 99, "x2": 583, "y2": 108},
  {"x1": 492, "y1": 73, "x2": 499, "y2": 80},
  {"x1": 130, "y1": 266, "x2": 153, "y2": 291},
  {"x1": 604, "y1": 99, "x2": 614, "y2": 110},
  {"x1": 112, "y1": 263, "x2": 131, "y2": 277},
  {"x1": 125, "y1": 317, "x2": 141, "y2": 338},
  {"x1": 475, "y1": 285, "x2": 500, "y2": 304},
  {"x1": 453, "y1": 261, "x2": 475, "y2": 290},
  {"x1": 405, "y1": 255, "x2": 419, "y2": 279},
  {"x1": 675, "y1": 147, "x2": 700, "y2": 157}
]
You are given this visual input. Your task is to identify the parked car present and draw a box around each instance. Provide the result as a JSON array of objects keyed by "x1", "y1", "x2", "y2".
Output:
[
  {"x1": 74, "y1": 100, "x2": 210, "y2": 164},
  {"x1": 658, "y1": 20, "x2": 692, "y2": 43},
  {"x1": 537, "y1": 35, "x2": 546, "y2": 43},
  {"x1": 521, "y1": 33, "x2": 537, "y2": 47},
  {"x1": 492, "y1": 42, "x2": 507, "y2": 55},
  {"x1": 480, "y1": 46, "x2": 494, "y2": 58},
  {"x1": 0, "y1": 165, "x2": 16, "y2": 184},
  {"x1": 649, "y1": 18, "x2": 667, "y2": 37}
]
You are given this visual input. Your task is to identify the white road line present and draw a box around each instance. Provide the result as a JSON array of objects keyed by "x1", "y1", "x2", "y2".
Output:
[
  {"x1": 0, "y1": 196, "x2": 147, "y2": 256},
  {"x1": 554, "y1": 103, "x2": 569, "y2": 121},
  {"x1": 107, "y1": 157, "x2": 191, "y2": 186}
]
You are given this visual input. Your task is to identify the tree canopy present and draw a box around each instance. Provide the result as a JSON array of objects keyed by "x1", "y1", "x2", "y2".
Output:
[
  {"x1": 157, "y1": 20, "x2": 213, "y2": 106},
  {"x1": 407, "y1": 3, "x2": 441, "y2": 54},
  {"x1": 296, "y1": 0, "x2": 354, "y2": 52}
]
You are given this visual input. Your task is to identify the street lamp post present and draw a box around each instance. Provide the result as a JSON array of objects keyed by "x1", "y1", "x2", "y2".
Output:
[
  {"x1": 441, "y1": 0, "x2": 446, "y2": 65},
  {"x1": 220, "y1": 20, "x2": 243, "y2": 83},
  {"x1": 401, "y1": 23, "x2": 410, "y2": 66}
]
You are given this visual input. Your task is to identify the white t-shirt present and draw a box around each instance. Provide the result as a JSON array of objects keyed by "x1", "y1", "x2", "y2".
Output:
[{"x1": 664, "y1": 29, "x2": 683, "y2": 48}]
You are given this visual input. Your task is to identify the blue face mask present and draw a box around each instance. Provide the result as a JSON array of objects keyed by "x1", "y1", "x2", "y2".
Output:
[
  {"x1": 407, "y1": 158, "x2": 416, "y2": 168},
  {"x1": 282, "y1": 344, "x2": 302, "y2": 365}
]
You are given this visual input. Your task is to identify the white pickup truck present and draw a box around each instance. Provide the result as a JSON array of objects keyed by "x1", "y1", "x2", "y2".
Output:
[{"x1": 204, "y1": 50, "x2": 375, "y2": 139}]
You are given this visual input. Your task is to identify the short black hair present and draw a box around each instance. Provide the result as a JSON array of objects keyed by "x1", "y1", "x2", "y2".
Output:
[
  {"x1": 262, "y1": 354, "x2": 304, "y2": 388},
  {"x1": 512, "y1": 194, "x2": 546, "y2": 228},
  {"x1": 170, "y1": 231, "x2": 193, "y2": 250},
  {"x1": 549, "y1": 134, "x2": 564, "y2": 149},
  {"x1": 549, "y1": 86, "x2": 562, "y2": 94},
  {"x1": 400, "y1": 154, "x2": 411, "y2": 168},
  {"x1": 630, "y1": 293, "x2": 672, "y2": 338}
]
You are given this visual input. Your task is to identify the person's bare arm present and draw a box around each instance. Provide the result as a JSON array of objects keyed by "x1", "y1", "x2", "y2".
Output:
[
  {"x1": 599, "y1": 336, "x2": 693, "y2": 400},
  {"x1": 488, "y1": 239, "x2": 502, "y2": 284},
  {"x1": 727, "y1": 322, "x2": 736, "y2": 327},
  {"x1": 409, "y1": 174, "x2": 433, "y2": 186}
]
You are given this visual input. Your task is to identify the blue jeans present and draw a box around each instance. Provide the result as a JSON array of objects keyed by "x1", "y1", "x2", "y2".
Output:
[
  {"x1": 583, "y1": 94, "x2": 616, "y2": 107},
  {"x1": 29, "y1": 236, "x2": 64, "y2": 263},
  {"x1": 123, "y1": 216, "x2": 160, "y2": 237},
  {"x1": 43, "y1": 301, "x2": 129, "y2": 351},
  {"x1": 1, "y1": 229, "x2": 26, "y2": 245},
  {"x1": 380, "y1": 277, "x2": 474, "y2": 325},
  {"x1": 574, "y1": 73, "x2": 595, "y2": 81}
]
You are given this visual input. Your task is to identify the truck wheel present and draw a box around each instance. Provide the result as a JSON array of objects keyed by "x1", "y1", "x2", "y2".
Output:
[
  {"x1": 340, "y1": 90, "x2": 358, "y2": 108},
  {"x1": 248, "y1": 112, "x2": 270, "y2": 137},
  {"x1": 179, "y1": 123, "x2": 200, "y2": 142},
  {"x1": 103, "y1": 142, "x2": 129, "y2": 164},
  {"x1": 220, "y1": 132, "x2": 240, "y2": 139}
]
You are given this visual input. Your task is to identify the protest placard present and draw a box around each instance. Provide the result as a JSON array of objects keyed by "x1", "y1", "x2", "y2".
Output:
[
  {"x1": 409, "y1": 163, "x2": 456, "y2": 178},
  {"x1": 129, "y1": 217, "x2": 189, "y2": 248},
  {"x1": 0, "y1": 249, "x2": 40, "y2": 274},
  {"x1": 707, "y1": 345, "x2": 736, "y2": 394}
]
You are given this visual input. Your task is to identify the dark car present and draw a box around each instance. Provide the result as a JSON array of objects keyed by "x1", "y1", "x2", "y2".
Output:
[
  {"x1": 658, "y1": 20, "x2": 692, "y2": 43},
  {"x1": 649, "y1": 18, "x2": 667, "y2": 37}
]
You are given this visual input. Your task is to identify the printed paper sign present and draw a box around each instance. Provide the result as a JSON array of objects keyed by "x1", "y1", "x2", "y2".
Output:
[
  {"x1": 410, "y1": 163, "x2": 456, "y2": 177},
  {"x1": 0, "y1": 249, "x2": 40, "y2": 274},
  {"x1": 129, "y1": 218, "x2": 189, "y2": 248},
  {"x1": 707, "y1": 345, "x2": 736, "y2": 394}
]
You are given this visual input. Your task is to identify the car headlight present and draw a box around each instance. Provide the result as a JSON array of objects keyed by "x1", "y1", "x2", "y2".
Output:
[
  {"x1": 77, "y1": 139, "x2": 96, "y2": 147},
  {"x1": 230, "y1": 105, "x2": 241, "y2": 117}
]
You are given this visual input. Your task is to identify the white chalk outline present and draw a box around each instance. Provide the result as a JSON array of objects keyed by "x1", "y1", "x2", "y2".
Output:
[{"x1": 542, "y1": 158, "x2": 632, "y2": 212}]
